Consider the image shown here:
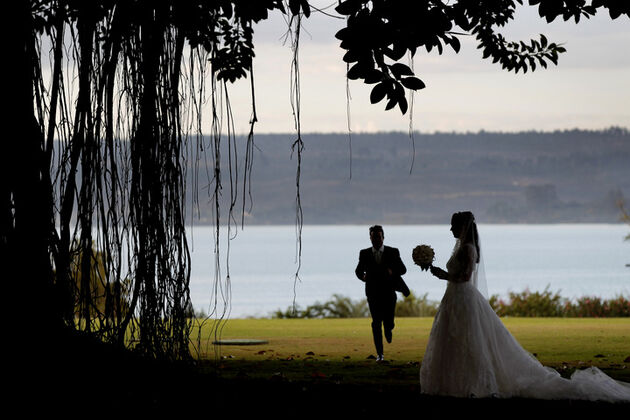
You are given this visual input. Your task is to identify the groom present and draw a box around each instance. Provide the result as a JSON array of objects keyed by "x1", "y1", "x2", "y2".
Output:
[{"x1": 355, "y1": 225, "x2": 408, "y2": 361}]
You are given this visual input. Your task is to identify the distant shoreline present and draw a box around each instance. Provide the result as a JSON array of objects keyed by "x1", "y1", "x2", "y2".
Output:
[
  {"x1": 185, "y1": 221, "x2": 630, "y2": 227},
  {"x1": 200, "y1": 126, "x2": 630, "y2": 137}
]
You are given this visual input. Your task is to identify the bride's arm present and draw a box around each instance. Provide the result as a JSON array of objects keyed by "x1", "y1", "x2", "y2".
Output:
[
  {"x1": 429, "y1": 245, "x2": 475, "y2": 283},
  {"x1": 429, "y1": 266, "x2": 449, "y2": 280}
]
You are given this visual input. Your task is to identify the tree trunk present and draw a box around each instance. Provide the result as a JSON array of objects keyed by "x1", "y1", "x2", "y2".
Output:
[{"x1": 12, "y1": 0, "x2": 60, "y2": 332}]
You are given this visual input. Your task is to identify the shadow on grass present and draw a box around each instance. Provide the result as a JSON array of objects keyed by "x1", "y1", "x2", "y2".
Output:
[
  {"x1": 32, "y1": 330, "x2": 628, "y2": 417},
  {"x1": 201, "y1": 357, "x2": 422, "y2": 388},
  {"x1": 197, "y1": 358, "x2": 628, "y2": 416}
]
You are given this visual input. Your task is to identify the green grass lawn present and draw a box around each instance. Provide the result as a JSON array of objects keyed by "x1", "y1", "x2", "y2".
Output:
[{"x1": 191, "y1": 317, "x2": 630, "y2": 386}]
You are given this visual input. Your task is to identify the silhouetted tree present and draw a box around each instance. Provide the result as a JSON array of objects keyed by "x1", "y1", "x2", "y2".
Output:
[
  {"x1": 5, "y1": 0, "x2": 628, "y2": 363},
  {"x1": 335, "y1": 0, "x2": 629, "y2": 113},
  {"x1": 12, "y1": 0, "x2": 297, "y2": 361}
]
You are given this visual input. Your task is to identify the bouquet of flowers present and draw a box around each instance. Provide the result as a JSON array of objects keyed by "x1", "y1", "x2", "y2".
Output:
[{"x1": 412, "y1": 245, "x2": 435, "y2": 271}]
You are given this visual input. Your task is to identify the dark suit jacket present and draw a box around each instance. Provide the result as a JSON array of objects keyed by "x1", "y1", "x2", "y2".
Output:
[{"x1": 355, "y1": 245, "x2": 407, "y2": 298}]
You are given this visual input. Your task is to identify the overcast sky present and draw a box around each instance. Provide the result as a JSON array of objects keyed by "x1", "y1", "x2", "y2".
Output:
[{"x1": 216, "y1": 1, "x2": 629, "y2": 134}]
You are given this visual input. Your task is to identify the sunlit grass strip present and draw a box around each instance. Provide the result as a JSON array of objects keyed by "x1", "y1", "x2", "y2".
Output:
[{"x1": 191, "y1": 317, "x2": 630, "y2": 371}]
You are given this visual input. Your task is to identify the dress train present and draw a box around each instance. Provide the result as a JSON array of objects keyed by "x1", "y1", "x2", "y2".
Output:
[{"x1": 420, "y1": 280, "x2": 630, "y2": 402}]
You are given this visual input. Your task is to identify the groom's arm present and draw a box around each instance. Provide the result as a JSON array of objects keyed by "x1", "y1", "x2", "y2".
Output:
[
  {"x1": 391, "y1": 248, "x2": 406, "y2": 276},
  {"x1": 355, "y1": 250, "x2": 367, "y2": 281}
]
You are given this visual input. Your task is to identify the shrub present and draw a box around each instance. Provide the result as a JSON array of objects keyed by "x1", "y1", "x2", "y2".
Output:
[
  {"x1": 395, "y1": 292, "x2": 439, "y2": 317},
  {"x1": 272, "y1": 294, "x2": 369, "y2": 319},
  {"x1": 564, "y1": 295, "x2": 630, "y2": 317},
  {"x1": 490, "y1": 286, "x2": 564, "y2": 317},
  {"x1": 271, "y1": 292, "x2": 440, "y2": 319},
  {"x1": 271, "y1": 288, "x2": 629, "y2": 319},
  {"x1": 490, "y1": 285, "x2": 629, "y2": 317},
  {"x1": 605, "y1": 295, "x2": 630, "y2": 317}
]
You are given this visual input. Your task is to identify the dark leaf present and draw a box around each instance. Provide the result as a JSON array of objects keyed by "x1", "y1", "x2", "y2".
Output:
[
  {"x1": 385, "y1": 97, "x2": 397, "y2": 111},
  {"x1": 449, "y1": 36, "x2": 461, "y2": 53},
  {"x1": 275, "y1": 2, "x2": 287, "y2": 14},
  {"x1": 573, "y1": 12, "x2": 580, "y2": 23},
  {"x1": 335, "y1": 0, "x2": 362, "y2": 16},
  {"x1": 370, "y1": 82, "x2": 387, "y2": 104},
  {"x1": 528, "y1": 56, "x2": 536, "y2": 72},
  {"x1": 389, "y1": 63, "x2": 414, "y2": 78},
  {"x1": 343, "y1": 50, "x2": 360, "y2": 63},
  {"x1": 400, "y1": 77, "x2": 426, "y2": 90},
  {"x1": 347, "y1": 62, "x2": 366, "y2": 80},
  {"x1": 383, "y1": 43, "x2": 407, "y2": 61},
  {"x1": 288, "y1": 0, "x2": 301, "y2": 15},
  {"x1": 398, "y1": 96, "x2": 408, "y2": 114},
  {"x1": 364, "y1": 69, "x2": 384, "y2": 84},
  {"x1": 335, "y1": 27, "x2": 349, "y2": 41},
  {"x1": 393, "y1": 80, "x2": 405, "y2": 98},
  {"x1": 454, "y1": 13, "x2": 471, "y2": 31},
  {"x1": 609, "y1": 8, "x2": 622, "y2": 19},
  {"x1": 300, "y1": 0, "x2": 311, "y2": 18}
]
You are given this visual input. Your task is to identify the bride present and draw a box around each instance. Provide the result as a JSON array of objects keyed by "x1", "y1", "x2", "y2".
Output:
[{"x1": 418, "y1": 211, "x2": 630, "y2": 403}]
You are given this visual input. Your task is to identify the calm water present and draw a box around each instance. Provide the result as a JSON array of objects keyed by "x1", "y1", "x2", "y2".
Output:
[{"x1": 187, "y1": 224, "x2": 630, "y2": 318}]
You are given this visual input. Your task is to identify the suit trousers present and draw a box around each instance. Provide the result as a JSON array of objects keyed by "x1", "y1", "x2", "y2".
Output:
[{"x1": 367, "y1": 291, "x2": 397, "y2": 356}]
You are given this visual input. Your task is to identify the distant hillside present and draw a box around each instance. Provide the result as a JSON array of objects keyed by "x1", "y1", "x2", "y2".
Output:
[{"x1": 186, "y1": 127, "x2": 630, "y2": 225}]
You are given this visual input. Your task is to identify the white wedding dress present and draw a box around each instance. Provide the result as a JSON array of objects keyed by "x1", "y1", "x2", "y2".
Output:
[{"x1": 420, "y1": 242, "x2": 630, "y2": 403}]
